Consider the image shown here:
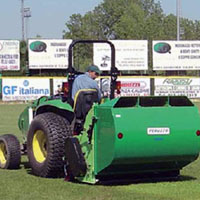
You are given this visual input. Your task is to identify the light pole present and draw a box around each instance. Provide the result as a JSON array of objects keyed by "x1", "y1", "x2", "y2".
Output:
[
  {"x1": 176, "y1": 0, "x2": 181, "y2": 40},
  {"x1": 21, "y1": 0, "x2": 31, "y2": 40},
  {"x1": 21, "y1": 0, "x2": 25, "y2": 41},
  {"x1": 24, "y1": 7, "x2": 31, "y2": 40}
]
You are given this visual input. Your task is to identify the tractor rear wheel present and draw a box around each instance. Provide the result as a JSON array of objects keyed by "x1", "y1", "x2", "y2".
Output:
[
  {"x1": 0, "y1": 134, "x2": 21, "y2": 169},
  {"x1": 27, "y1": 112, "x2": 72, "y2": 178}
]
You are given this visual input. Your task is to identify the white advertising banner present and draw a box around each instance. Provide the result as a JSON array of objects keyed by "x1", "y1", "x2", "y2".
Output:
[
  {"x1": 93, "y1": 40, "x2": 148, "y2": 71},
  {"x1": 100, "y1": 77, "x2": 150, "y2": 97},
  {"x1": 117, "y1": 77, "x2": 150, "y2": 96},
  {"x1": 28, "y1": 39, "x2": 72, "y2": 69},
  {"x1": 153, "y1": 40, "x2": 200, "y2": 70},
  {"x1": 53, "y1": 78, "x2": 67, "y2": 95},
  {"x1": 2, "y1": 78, "x2": 50, "y2": 101},
  {"x1": 0, "y1": 40, "x2": 20, "y2": 70},
  {"x1": 154, "y1": 78, "x2": 200, "y2": 98}
]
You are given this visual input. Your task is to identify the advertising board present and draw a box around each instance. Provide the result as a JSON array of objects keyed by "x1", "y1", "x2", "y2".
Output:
[
  {"x1": 100, "y1": 77, "x2": 150, "y2": 97},
  {"x1": 153, "y1": 40, "x2": 200, "y2": 70},
  {"x1": 154, "y1": 78, "x2": 200, "y2": 98},
  {"x1": 94, "y1": 40, "x2": 148, "y2": 71},
  {"x1": 53, "y1": 78, "x2": 67, "y2": 95},
  {"x1": 117, "y1": 77, "x2": 150, "y2": 96},
  {"x1": 53, "y1": 77, "x2": 150, "y2": 98},
  {"x1": 0, "y1": 40, "x2": 20, "y2": 70},
  {"x1": 2, "y1": 78, "x2": 50, "y2": 101},
  {"x1": 28, "y1": 39, "x2": 72, "y2": 69}
]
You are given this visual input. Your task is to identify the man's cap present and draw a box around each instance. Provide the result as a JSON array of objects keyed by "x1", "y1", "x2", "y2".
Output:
[{"x1": 87, "y1": 65, "x2": 101, "y2": 75}]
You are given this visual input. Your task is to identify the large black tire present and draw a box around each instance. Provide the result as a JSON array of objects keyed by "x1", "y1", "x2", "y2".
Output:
[
  {"x1": 27, "y1": 112, "x2": 72, "y2": 178},
  {"x1": 0, "y1": 134, "x2": 21, "y2": 169}
]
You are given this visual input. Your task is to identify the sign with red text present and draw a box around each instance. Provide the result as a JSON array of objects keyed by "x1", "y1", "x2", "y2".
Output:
[
  {"x1": 117, "y1": 77, "x2": 150, "y2": 96},
  {"x1": 99, "y1": 77, "x2": 150, "y2": 97},
  {"x1": 0, "y1": 40, "x2": 20, "y2": 70}
]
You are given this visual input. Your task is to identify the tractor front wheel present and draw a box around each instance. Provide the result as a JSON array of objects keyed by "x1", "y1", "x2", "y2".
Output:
[
  {"x1": 27, "y1": 112, "x2": 72, "y2": 178},
  {"x1": 0, "y1": 134, "x2": 21, "y2": 169}
]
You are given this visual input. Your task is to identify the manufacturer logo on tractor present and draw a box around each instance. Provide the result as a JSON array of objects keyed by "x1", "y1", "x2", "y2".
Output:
[
  {"x1": 154, "y1": 42, "x2": 171, "y2": 54},
  {"x1": 30, "y1": 41, "x2": 47, "y2": 52},
  {"x1": 147, "y1": 128, "x2": 170, "y2": 135}
]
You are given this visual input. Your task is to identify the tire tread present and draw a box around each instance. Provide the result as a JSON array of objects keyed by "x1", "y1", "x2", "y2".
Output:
[{"x1": 27, "y1": 112, "x2": 72, "y2": 178}]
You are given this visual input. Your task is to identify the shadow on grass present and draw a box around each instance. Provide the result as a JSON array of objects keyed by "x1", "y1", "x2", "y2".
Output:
[
  {"x1": 21, "y1": 161, "x2": 31, "y2": 169},
  {"x1": 61, "y1": 172, "x2": 197, "y2": 186},
  {"x1": 22, "y1": 162, "x2": 68, "y2": 179},
  {"x1": 96, "y1": 173, "x2": 197, "y2": 186},
  {"x1": 178, "y1": 175, "x2": 196, "y2": 182},
  {"x1": 19, "y1": 162, "x2": 197, "y2": 186}
]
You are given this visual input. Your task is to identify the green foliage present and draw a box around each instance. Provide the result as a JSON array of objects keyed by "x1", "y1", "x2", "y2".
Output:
[
  {"x1": 20, "y1": 41, "x2": 28, "y2": 75},
  {"x1": 181, "y1": 18, "x2": 197, "y2": 40},
  {"x1": 193, "y1": 20, "x2": 200, "y2": 39},
  {"x1": 63, "y1": 0, "x2": 165, "y2": 40},
  {"x1": 161, "y1": 14, "x2": 177, "y2": 40},
  {"x1": 63, "y1": 0, "x2": 200, "y2": 75},
  {"x1": 113, "y1": 3, "x2": 146, "y2": 39}
]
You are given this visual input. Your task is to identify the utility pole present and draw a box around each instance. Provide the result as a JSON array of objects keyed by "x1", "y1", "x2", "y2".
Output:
[
  {"x1": 176, "y1": 0, "x2": 181, "y2": 40},
  {"x1": 21, "y1": 0, "x2": 25, "y2": 41},
  {"x1": 24, "y1": 7, "x2": 31, "y2": 40},
  {"x1": 21, "y1": 0, "x2": 31, "y2": 40}
]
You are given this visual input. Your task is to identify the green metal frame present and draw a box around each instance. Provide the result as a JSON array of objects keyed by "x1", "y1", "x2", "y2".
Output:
[{"x1": 18, "y1": 97, "x2": 74, "y2": 142}]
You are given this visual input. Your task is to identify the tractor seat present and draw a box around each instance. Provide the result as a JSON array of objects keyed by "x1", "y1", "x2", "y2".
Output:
[{"x1": 73, "y1": 89, "x2": 98, "y2": 133}]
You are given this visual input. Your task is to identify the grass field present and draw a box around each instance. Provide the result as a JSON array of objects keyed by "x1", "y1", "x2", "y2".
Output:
[{"x1": 1, "y1": 103, "x2": 200, "y2": 200}]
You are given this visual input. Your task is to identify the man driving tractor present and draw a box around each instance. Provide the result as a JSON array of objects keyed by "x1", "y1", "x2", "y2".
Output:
[{"x1": 72, "y1": 65, "x2": 102, "y2": 102}]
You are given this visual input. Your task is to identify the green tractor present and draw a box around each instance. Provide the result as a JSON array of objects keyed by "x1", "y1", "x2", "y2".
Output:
[{"x1": 1, "y1": 40, "x2": 200, "y2": 184}]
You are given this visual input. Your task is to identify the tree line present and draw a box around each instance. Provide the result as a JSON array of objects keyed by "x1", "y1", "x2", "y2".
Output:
[
  {"x1": 5, "y1": 0, "x2": 200, "y2": 76},
  {"x1": 63, "y1": 0, "x2": 200, "y2": 75}
]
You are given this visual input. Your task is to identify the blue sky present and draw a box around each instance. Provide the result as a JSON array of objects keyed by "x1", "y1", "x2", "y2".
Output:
[
  {"x1": 160, "y1": 0, "x2": 200, "y2": 20},
  {"x1": 0, "y1": 0, "x2": 200, "y2": 40}
]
